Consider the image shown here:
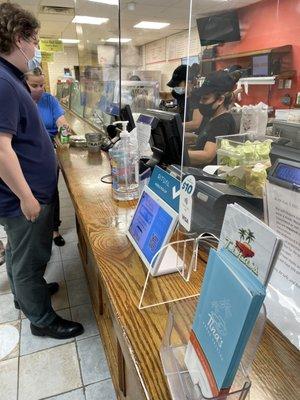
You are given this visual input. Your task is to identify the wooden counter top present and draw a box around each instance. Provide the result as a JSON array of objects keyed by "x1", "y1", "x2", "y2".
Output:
[{"x1": 57, "y1": 145, "x2": 299, "y2": 400}]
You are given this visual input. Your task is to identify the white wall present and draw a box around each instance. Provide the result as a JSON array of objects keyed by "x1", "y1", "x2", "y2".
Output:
[{"x1": 47, "y1": 46, "x2": 79, "y2": 94}]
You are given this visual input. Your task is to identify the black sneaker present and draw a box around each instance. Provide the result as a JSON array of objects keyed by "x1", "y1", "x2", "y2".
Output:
[{"x1": 31, "y1": 315, "x2": 84, "y2": 339}]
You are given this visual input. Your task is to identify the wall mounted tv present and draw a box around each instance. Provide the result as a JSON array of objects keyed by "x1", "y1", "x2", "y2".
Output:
[{"x1": 197, "y1": 11, "x2": 241, "y2": 46}]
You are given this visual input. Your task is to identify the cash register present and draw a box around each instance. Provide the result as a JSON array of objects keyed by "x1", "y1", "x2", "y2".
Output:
[{"x1": 168, "y1": 165, "x2": 263, "y2": 236}]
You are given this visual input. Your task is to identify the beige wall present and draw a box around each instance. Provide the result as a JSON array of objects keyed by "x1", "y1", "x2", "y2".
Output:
[{"x1": 46, "y1": 46, "x2": 79, "y2": 94}]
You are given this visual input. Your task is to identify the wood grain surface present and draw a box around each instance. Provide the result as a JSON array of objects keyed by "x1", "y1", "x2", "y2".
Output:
[{"x1": 57, "y1": 144, "x2": 299, "y2": 400}]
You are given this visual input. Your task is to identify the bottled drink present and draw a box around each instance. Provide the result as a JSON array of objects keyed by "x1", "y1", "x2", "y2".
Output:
[
  {"x1": 109, "y1": 121, "x2": 139, "y2": 201},
  {"x1": 59, "y1": 126, "x2": 70, "y2": 145}
]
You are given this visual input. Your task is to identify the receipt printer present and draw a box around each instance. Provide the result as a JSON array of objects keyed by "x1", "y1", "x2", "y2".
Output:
[{"x1": 191, "y1": 180, "x2": 263, "y2": 236}]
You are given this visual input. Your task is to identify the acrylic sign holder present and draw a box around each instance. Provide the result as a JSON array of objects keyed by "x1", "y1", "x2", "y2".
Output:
[
  {"x1": 159, "y1": 298, "x2": 267, "y2": 400},
  {"x1": 137, "y1": 233, "x2": 267, "y2": 400}
]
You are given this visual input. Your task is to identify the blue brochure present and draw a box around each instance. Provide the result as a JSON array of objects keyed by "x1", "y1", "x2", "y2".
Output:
[{"x1": 185, "y1": 248, "x2": 266, "y2": 397}]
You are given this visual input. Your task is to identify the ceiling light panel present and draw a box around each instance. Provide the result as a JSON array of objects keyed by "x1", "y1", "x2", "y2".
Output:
[
  {"x1": 88, "y1": 0, "x2": 118, "y2": 5},
  {"x1": 134, "y1": 21, "x2": 170, "y2": 30},
  {"x1": 61, "y1": 39, "x2": 80, "y2": 44},
  {"x1": 106, "y1": 38, "x2": 132, "y2": 43},
  {"x1": 72, "y1": 16, "x2": 109, "y2": 25}
]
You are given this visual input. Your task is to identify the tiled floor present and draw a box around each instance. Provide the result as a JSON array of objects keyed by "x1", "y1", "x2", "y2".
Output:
[{"x1": 0, "y1": 177, "x2": 116, "y2": 400}]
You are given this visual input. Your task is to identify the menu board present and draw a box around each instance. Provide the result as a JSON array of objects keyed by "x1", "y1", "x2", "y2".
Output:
[
  {"x1": 166, "y1": 28, "x2": 200, "y2": 61},
  {"x1": 145, "y1": 39, "x2": 166, "y2": 64}
]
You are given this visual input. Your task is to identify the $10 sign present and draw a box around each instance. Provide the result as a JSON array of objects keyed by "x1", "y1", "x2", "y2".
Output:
[{"x1": 179, "y1": 175, "x2": 196, "y2": 232}]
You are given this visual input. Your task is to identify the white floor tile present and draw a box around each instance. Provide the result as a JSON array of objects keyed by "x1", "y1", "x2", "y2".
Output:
[
  {"x1": 47, "y1": 388, "x2": 85, "y2": 400},
  {"x1": 0, "y1": 357, "x2": 18, "y2": 400},
  {"x1": 60, "y1": 206, "x2": 75, "y2": 218},
  {"x1": 0, "y1": 293, "x2": 20, "y2": 324},
  {"x1": 44, "y1": 261, "x2": 65, "y2": 284},
  {"x1": 62, "y1": 258, "x2": 84, "y2": 282},
  {"x1": 19, "y1": 343, "x2": 82, "y2": 400},
  {"x1": 77, "y1": 335, "x2": 110, "y2": 385},
  {"x1": 0, "y1": 321, "x2": 20, "y2": 362},
  {"x1": 0, "y1": 225, "x2": 6, "y2": 239},
  {"x1": 50, "y1": 246, "x2": 61, "y2": 263},
  {"x1": 71, "y1": 304, "x2": 98, "y2": 341},
  {"x1": 85, "y1": 380, "x2": 116, "y2": 400},
  {"x1": 51, "y1": 282, "x2": 69, "y2": 311},
  {"x1": 60, "y1": 217, "x2": 76, "y2": 231},
  {"x1": 0, "y1": 267, "x2": 11, "y2": 295},
  {"x1": 60, "y1": 228, "x2": 78, "y2": 244},
  {"x1": 20, "y1": 309, "x2": 73, "y2": 356},
  {"x1": 60, "y1": 242, "x2": 80, "y2": 262},
  {"x1": 66, "y1": 279, "x2": 90, "y2": 307}
]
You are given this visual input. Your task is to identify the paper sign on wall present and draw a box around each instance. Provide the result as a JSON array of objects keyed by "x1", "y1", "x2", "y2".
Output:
[
  {"x1": 41, "y1": 52, "x2": 54, "y2": 62},
  {"x1": 40, "y1": 39, "x2": 63, "y2": 53}
]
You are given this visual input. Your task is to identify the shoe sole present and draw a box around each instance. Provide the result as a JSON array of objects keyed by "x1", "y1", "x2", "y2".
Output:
[{"x1": 30, "y1": 325, "x2": 84, "y2": 339}]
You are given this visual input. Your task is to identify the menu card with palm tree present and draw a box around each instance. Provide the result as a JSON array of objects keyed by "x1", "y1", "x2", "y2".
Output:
[{"x1": 218, "y1": 203, "x2": 283, "y2": 285}]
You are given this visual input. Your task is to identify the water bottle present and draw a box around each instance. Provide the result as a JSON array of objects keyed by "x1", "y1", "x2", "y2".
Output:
[{"x1": 109, "y1": 121, "x2": 139, "y2": 201}]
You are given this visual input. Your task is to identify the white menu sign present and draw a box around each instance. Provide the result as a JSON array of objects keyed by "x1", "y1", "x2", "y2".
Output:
[{"x1": 265, "y1": 182, "x2": 300, "y2": 349}]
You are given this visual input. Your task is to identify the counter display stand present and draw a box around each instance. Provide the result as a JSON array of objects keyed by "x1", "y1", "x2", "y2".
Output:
[
  {"x1": 160, "y1": 299, "x2": 267, "y2": 400},
  {"x1": 137, "y1": 234, "x2": 267, "y2": 400}
]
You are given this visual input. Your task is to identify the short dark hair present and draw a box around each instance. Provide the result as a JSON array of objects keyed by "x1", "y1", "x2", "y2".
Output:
[{"x1": 0, "y1": 2, "x2": 40, "y2": 54}]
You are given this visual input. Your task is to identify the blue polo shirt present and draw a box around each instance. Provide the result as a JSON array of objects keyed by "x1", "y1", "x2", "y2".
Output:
[
  {"x1": 37, "y1": 92, "x2": 64, "y2": 138},
  {"x1": 0, "y1": 57, "x2": 57, "y2": 218}
]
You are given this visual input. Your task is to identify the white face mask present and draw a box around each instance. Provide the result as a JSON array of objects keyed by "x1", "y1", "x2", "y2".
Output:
[
  {"x1": 18, "y1": 46, "x2": 42, "y2": 70},
  {"x1": 174, "y1": 87, "x2": 185, "y2": 95}
]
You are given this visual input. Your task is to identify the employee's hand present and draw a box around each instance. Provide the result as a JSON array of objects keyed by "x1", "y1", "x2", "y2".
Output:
[{"x1": 20, "y1": 194, "x2": 41, "y2": 222}]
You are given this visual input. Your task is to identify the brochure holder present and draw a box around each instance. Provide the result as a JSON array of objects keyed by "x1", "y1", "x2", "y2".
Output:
[
  {"x1": 138, "y1": 231, "x2": 219, "y2": 310},
  {"x1": 160, "y1": 298, "x2": 267, "y2": 400}
]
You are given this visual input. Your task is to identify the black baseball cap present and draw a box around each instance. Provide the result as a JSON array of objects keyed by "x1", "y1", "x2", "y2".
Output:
[
  {"x1": 194, "y1": 70, "x2": 237, "y2": 98},
  {"x1": 167, "y1": 65, "x2": 188, "y2": 88}
]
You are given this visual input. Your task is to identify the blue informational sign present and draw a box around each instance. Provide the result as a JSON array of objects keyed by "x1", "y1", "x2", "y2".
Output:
[{"x1": 148, "y1": 166, "x2": 180, "y2": 212}]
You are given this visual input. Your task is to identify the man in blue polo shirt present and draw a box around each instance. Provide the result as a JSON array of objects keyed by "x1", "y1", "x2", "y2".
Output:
[{"x1": 0, "y1": 2, "x2": 83, "y2": 339}]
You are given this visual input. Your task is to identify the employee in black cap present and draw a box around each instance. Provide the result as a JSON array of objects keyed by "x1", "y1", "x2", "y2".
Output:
[
  {"x1": 167, "y1": 64, "x2": 203, "y2": 133},
  {"x1": 188, "y1": 70, "x2": 240, "y2": 166}
]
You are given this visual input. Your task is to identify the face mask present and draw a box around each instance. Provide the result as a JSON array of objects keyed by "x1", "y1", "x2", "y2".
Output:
[
  {"x1": 198, "y1": 100, "x2": 218, "y2": 118},
  {"x1": 19, "y1": 46, "x2": 42, "y2": 70},
  {"x1": 173, "y1": 87, "x2": 185, "y2": 95}
]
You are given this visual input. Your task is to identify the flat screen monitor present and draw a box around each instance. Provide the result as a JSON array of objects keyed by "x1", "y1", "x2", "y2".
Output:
[
  {"x1": 127, "y1": 185, "x2": 178, "y2": 275},
  {"x1": 252, "y1": 54, "x2": 270, "y2": 77},
  {"x1": 197, "y1": 11, "x2": 241, "y2": 46},
  {"x1": 100, "y1": 101, "x2": 136, "y2": 132},
  {"x1": 143, "y1": 109, "x2": 190, "y2": 166}
]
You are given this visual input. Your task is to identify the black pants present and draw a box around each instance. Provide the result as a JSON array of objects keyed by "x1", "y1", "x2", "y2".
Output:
[
  {"x1": 53, "y1": 168, "x2": 61, "y2": 232},
  {"x1": 0, "y1": 204, "x2": 57, "y2": 327}
]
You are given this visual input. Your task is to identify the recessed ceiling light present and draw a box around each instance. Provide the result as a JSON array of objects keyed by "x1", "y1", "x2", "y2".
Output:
[
  {"x1": 60, "y1": 39, "x2": 80, "y2": 44},
  {"x1": 134, "y1": 21, "x2": 170, "y2": 29},
  {"x1": 72, "y1": 16, "x2": 109, "y2": 25},
  {"x1": 106, "y1": 38, "x2": 132, "y2": 43},
  {"x1": 88, "y1": 0, "x2": 118, "y2": 5}
]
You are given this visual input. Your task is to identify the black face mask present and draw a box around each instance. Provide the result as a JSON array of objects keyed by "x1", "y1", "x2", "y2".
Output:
[{"x1": 198, "y1": 100, "x2": 218, "y2": 118}]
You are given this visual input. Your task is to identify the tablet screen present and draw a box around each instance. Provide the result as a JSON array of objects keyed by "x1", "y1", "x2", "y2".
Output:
[{"x1": 129, "y1": 191, "x2": 173, "y2": 264}]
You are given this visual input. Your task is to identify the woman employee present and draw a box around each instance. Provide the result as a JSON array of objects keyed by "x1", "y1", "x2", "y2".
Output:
[
  {"x1": 188, "y1": 70, "x2": 240, "y2": 167},
  {"x1": 25, "y1": 67, "x2": 70, "y2": 246},
  {"x1": 167, "y1": 64, "x2": 204, "y2": 132}
]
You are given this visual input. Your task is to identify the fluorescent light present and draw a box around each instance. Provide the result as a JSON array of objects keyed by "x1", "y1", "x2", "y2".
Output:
[
  {"x1": 88, "y1": 0, "x2": 118, "y2": 4},
  {"x1": 106, "y1": 38, "x2": 132, "y2": 43},
  {"x1": 72, "y1": 16, "x2": 109, "y2": 25},
  {"x1": 60, "y1": 39, "x2": 80, "y2": 44},
  {"x1": 134, "y1": 21, "x2": 170, "y2": 30}
]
